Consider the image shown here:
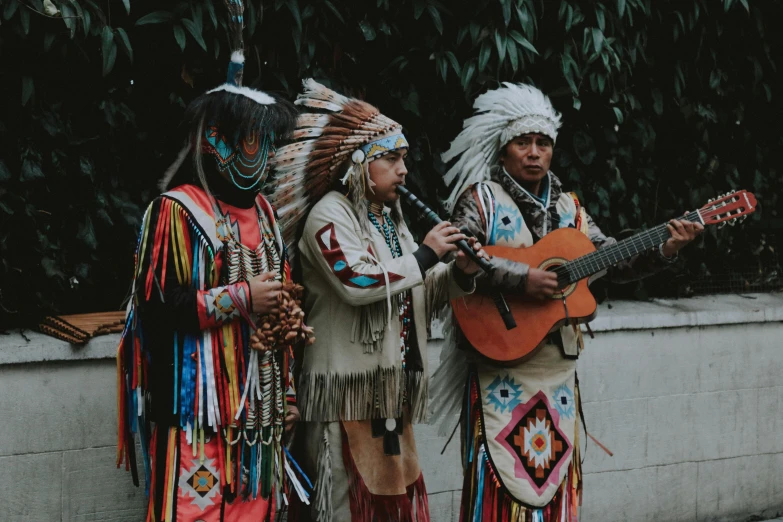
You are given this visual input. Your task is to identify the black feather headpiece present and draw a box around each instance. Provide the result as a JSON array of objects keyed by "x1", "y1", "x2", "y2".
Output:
[{"x1": 160, "y1": 0, "x2": 296, "y2": 190}]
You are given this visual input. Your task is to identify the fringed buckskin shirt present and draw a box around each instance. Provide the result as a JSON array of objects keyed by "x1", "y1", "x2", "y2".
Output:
[{"x1": 297, "y1": 191, "x2": 474, "y2": 424}]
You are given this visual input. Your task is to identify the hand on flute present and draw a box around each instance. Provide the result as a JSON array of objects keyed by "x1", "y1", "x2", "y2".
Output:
[
  {"x1": 455, "y1": 237, "x2": 491, "y2": 275},
  {"x1": 422, "y1": 221, "x2": 466, "y2": 258}
]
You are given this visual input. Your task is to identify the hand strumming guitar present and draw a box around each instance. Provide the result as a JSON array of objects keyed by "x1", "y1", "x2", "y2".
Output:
[{"x1": 526, "y1": 268, "x2": 558, "y2": 300}]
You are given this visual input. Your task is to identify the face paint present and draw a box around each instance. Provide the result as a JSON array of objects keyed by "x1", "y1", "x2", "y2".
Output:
[{"x1": 202, "y1": 124, "x2": 275, "y2": 191}]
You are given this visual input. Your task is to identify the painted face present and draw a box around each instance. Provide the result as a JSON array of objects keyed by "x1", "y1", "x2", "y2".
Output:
[
  {"x1": 367, "y1": 149, "x2": 408, "y2": 203},
  {"x1": 203, "y1": 124, "x2": 275, "y2": 191},
  {"x1": 501, "y1": 133, "x2": 554, "y2": 186}
]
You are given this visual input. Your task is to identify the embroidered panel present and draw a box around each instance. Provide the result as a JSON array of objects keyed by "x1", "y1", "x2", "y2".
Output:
[
  {"x1": 492, "y1": 203, "x2": 524, "y2": 244},
  {"x1": 495, "y1": 391, "x2": 572, "y2": 496},
  {"x1": 551, "y1": 382, "x2": 575, "y2": 420},
  {"x1": 315, "y1": 222, "x2": 404, "y2": 288},
  {"x1": 179, "y1": 458, "x2": 221, "y2": 511},
  {"x1": 200, "y1": 284, "x2": 245, "y2": 324},
  {"x1": 484, "y1": 374, "x2": 523, "y2": 414},
  {"x1": 477, "y1": 344, "x2": 577, "y2": 507}
]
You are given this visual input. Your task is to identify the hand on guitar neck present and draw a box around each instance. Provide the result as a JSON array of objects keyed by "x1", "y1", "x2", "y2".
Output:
[{"x1": 660, "y1": 214, "x2": 705, "y2": 258}]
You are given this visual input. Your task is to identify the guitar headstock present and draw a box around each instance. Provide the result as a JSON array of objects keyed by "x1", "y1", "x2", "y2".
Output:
[{"x1": 699, "y1": 190, "x2": 757, "y2": 227}]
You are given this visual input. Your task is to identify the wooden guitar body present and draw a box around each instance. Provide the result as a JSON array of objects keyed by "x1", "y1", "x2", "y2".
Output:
[{"x1": 451, "y1": 227, "x2": 599, "y2": 365}]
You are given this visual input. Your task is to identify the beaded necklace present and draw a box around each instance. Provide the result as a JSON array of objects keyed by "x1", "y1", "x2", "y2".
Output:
[
  {"x1": 214, "y1": 198, "x2": 284, "y2": 448},
  {"x1": 367, "y1": 207, "x2": 413, "y2": 369}
]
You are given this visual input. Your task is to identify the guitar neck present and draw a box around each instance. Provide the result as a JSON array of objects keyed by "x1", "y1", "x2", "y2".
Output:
[{"x1": 559, "y1": 209, "x2": 702, "y2": 285}]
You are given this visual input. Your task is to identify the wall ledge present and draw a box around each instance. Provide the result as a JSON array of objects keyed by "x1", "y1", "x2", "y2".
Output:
[
  {"x1": 2, "y1": 292, "x2": 781, "y2": 366},
  {"x1": 0, "y1": 330, "x2": 118, "y2": 366},
  {"x1": 587, "y1": 292, "x2": 783, "y2": 333}
]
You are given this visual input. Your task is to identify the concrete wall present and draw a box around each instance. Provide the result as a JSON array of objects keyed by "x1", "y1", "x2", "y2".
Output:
[{"x1": 1, "y1": 294, "x2": 782, "y2": 522}]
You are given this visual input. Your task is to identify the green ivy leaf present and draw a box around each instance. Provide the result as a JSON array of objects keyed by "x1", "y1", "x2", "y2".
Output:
[
  {"x1": 83, "y1": 10, "x2": 91, "y2": 35},
  {"x1": 572, "y1": 130, "x2": 596, "y2": 165},
  {"x1": 60, "y1": 3, "x2": 77, "y2": 38},
  {"x1": 286, "y1": 0, "x2": 302, "y2": 32},
  {"x1": 115, "y1": 28, "x2": 133, "y2": 63},
  {"x1": 652, "y1": 88, "x2": 663, "y2": 115},
  {"x1": 509, "y1": 30, "x2": 539, "y2": 55},
  {"x1": 77, "y1": 216, "x2": 98, "y2": 250},
  {"x1": 413, "y1": 0, "x2": 426, "y2": 20},
  {"x1": 445, "y1": 51, "x2": 460, "y2": 75},
  {"x1": 205, "y1": 0, "x2": 217, "y2": 28},
  {"x1": 79, "y1": 158, "x2": 94, "y2": 180},
  {"x1": 101, "y1": 26, "x2": 117, "y2": 76},
  {"x1": 501, "y1": 0, "x2": 511, "y2": 27},
  {"x1": 41, "y1": 257, "x2": 66, "y2": 279},
  {"x1": 21, "y1": 158, "x2": 44, "y2": 181},
  {"x1": 181, "y1": 18, "x2": 207, "y2": 51},
  {"x1": 21, "y1": 76, "x2": 34, "y2": 106},
  {"x1": 0, "y1": 160, "x2": 11, "y2": 181},
  {"x1": 507, "y1": 38, "x2": 519, "y2": 72},
  {"x1": 573, "y1": 97, "x2": 582, "y2": 110},
  {"x1": 591, "y1": 27, "x2": 604, "y2": 54},
  {"x1": 427, "y1": 5, "x2": 443, "y2": 34},
  {"x1": 20, "y1": 6, "x2": 30, "y2": 35},
  {"x1": 173, "y1": 24, "x2": 186, "y2": 51},
  {"x1": 323, "y1": 0, "x2": 345, "y2": 24},
  {"x1": 617, "y1": 0, "x2": 626, "y2": 17},
  {"x1": 495, "y1": 31, "x2": 506, "y2": 62},
  {"x1": 613, "y1": 106, "x2": 624, "y2": 124},
  {"x1": 136, "y1": 11, "x2": 173, "y2": 25},
  {"x1": 121, "y1": 0, "x2": 130, "y2": 14},
  {"x1": 359, "y1": 19, "x2": 376, "y2": 41},
  {"x1": 3, "y1": 0, "x2": 19, "y2": 20},
  {"x1": 460, "y1": 61, "x2": 476, "y2": 92},
  {"x1": 478, "y1": 40, "x2": 491, "y2": 71}
]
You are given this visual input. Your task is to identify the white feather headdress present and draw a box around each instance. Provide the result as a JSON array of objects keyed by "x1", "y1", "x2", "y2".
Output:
[{"x1": 442, "y1": 83, "x2": 561, "y2": 212}]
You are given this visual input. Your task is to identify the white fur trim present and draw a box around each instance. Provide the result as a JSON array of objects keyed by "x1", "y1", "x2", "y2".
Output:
[
  {"x1": 230, "y1": 50, "x2": 245, "y2": 64},
  {"x1": 206, "y1": 84, "x2": 275, "y2": 105}
]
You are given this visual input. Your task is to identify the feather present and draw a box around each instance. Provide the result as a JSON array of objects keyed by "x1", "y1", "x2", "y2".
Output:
[
  {"x1": 267, "y1": 78, "x2": 405, "y2": 245},
  {"x1": 442, "y1": 83, "x2": 561, "y2": 212},
  {"x1": 158, "y1": 144, "x2": 192, "y2": 191}
]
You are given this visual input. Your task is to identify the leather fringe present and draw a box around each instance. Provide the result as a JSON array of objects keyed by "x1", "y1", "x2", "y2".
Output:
[
  {"x1": 315, "y1": 430, "x2": 333, "y2": 522},
  {"x1": 341, "y1": 426, "x2": 431, "y2": 522},
  {"x1": 299, "y1": 368, "x2": 428, "y2": 423}
]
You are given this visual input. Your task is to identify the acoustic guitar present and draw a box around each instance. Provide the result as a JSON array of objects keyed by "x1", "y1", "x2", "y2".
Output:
[{"x1": 452, "y1": 190, "x2": 758, "y2": 364}]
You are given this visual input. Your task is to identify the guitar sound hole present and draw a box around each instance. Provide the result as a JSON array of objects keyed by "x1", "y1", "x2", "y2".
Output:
[{"x1": 538, "y1": 257, "x2": 574, "y2": 298}]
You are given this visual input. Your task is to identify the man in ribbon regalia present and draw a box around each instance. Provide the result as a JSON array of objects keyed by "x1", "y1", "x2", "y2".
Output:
[
  {"x1": 115, "y1": 2, "x2": 311, "y2": 520},
  {"x1": 266, "y1": 79, "x2": 488, "y2": 522},
  {"x1": 432, "y1": 83, "x2": 702, "y2": 521}
]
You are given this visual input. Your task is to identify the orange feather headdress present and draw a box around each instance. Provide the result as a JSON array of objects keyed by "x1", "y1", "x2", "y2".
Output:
[{"x1": 268, "y1": 79, "x2": 409, "y2": 253}]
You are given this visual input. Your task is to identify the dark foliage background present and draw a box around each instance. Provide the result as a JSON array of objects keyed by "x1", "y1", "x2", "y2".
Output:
[{"x1": 1, "y1": 0, "x2": 781, "y2": 328}]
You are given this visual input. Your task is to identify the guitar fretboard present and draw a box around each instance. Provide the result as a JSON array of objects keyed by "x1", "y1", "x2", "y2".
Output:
[{"x1": 556, "y1": 210, "x2": 702, "y2": 286}]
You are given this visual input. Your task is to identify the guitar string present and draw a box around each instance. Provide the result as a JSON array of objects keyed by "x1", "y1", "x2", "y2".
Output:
[{"x1": 551, "y1": 210, "x2": 704, "y2": 284}]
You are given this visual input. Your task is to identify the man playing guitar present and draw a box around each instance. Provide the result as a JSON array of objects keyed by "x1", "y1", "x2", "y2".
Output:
[{"x1": 437, "y1": 83, "x2": 702, "y2": 522}]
